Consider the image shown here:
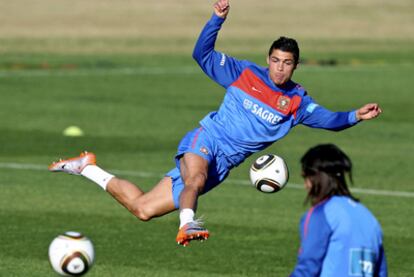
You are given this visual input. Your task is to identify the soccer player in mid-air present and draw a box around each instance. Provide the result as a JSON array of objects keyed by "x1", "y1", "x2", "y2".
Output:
[{"x1": 49, "y1": 0, "x2": 382, "y2": 246}]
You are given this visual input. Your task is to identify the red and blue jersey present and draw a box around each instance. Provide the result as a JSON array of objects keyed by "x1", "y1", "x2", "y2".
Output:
[
  {"x1": 291, "y1": 196, "x2": 387, "y2": 277},
  {"x1": 193, "y1": 14, "x2": 359, "y2": 165}
]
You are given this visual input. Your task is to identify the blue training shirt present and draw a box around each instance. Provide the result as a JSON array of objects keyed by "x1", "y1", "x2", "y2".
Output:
[
  {"x1": 291, "y1": 196, "x2": 387, "y2": 277},
  {"x1": 193, "y1": 14, "x2": 359, "y2": 166}
]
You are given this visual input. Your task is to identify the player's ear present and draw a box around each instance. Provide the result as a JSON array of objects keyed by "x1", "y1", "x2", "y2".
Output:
[{"x1": 266, "y1": 56, "x2": 270, "y2": 65}]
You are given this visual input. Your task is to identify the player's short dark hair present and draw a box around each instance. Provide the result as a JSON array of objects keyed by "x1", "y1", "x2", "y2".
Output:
[
  {"x1": 268, "y1": 37, "x2": 300, "y2": 65},
  {"x1": 300, "y1": 144, "x2": 358, "y2": 205}
]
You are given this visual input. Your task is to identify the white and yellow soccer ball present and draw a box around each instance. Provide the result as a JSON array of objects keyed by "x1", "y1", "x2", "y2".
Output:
[
  {"x1": 48, "y1": 231, "x2": 95, "y2": 276},
  {"x1": 250, "y1": 154, "x2": 289, "y2": 193}
]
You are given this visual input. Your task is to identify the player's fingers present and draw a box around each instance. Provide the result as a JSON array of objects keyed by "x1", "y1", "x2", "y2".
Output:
[
  {"x1": 373, "y1": 105, "x2": 382, "y2": 116},
  {"x1": 371, "y1": 103, "x2": 379, "y2": 109},
  {"x1": 362, "y1": 103, "x2": 378, "y2": 114},
  {"x1": 364, "y1": 103, "x2": 373, "y2": 110},
  {"x1": 219, "y1": 0, "x2": 229, "y2": 7},
  {"x1": 214, "y1": 2, "x2": 224, "y2": 10},
  {"x1": 372, "y1": 107, "x2": 382, "y2": 118},
  {"x1": 217, "y1": 0, "x2": 229, "y2": 11}
]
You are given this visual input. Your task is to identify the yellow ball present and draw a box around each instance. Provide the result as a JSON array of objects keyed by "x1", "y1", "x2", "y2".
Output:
[{"x1": 63, "y1": 126, "x2": 84, "y2": 137}]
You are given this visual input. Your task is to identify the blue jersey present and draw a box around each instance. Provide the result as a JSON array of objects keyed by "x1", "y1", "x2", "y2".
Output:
[
  {"x1": 291, "y1": 196, "x2": 387, "y2": 277},
  {"x1": 193, "y1": 14, "x2": 359, "y2": 166}
]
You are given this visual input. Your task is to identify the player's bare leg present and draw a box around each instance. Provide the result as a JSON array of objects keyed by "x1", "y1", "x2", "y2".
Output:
[
  {"x1": 49, "y1": 152, "x2": 176, "y2": 221},
  {"x1": 49, "y1": 151, "x2": 208, "y2": 246},
  {"x1": 107, "y1": 176, "x2": 176, "y2": 221},
  {"x1": 175, "y1": 153, "x2": 210, "y2": 246}
]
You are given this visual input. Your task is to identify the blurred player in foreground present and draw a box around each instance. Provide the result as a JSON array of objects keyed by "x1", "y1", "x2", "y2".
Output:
[
  {"x1": 49, "y1": 0, "x2": 382, "y2": 246},
  {"x1": 290, "y1": 144, "x2": 387, "y2": 277}
]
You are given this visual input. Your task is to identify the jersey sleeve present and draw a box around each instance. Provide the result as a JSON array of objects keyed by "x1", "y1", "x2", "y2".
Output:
[
  {"x1": 192, "y1": 14, "x2": 252, "y2": 88},
  {"x1": 290, "y1": 206, "x2": 332, "y2": 277},
  {"x1": 294, "y1": 94, "x2": 359, "y2": 131},
  {"x1": 376, "y1": 244, "x2": 388, "y2": 277},
  {"x1": 376, "y1": 230, "x2": 388, "y2": 277}
]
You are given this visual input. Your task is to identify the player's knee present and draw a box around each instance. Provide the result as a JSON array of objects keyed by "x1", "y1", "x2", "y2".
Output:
[
  {"x1": 133, "y1": 208, "x2": 151, "y2": 221},
  {"x1": 129, "y1": 200, "x2": 151, "y2": 221},
  {"x1": 183, "y1": 173, "x2": 207, "y2": 193},
  {"x1": 132, "y1": 199, "x2": 156, "y2": 221}
]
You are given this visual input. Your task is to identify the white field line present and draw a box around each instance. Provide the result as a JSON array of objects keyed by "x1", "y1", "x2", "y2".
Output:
[
  {"x1": 0, "y1": 64, "x2": 404, "y2": 78},
  {"x1": 1, "y1": 162, "x2": 413, "y2": 198},
  {"x1": 0, "y1": 66, "x2": 199, "y2": 78}
]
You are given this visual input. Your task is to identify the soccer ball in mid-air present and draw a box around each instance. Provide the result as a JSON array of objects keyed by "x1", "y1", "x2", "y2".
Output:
[
  {"x1": 250, "y1": 154, "x2": 289, "y2": 193},
  {"x1": 48, "y1": 231, "x2": 95, "y2": 276}
]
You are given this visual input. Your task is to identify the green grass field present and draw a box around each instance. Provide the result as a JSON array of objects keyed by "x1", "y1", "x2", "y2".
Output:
[{"x1": 1, "y1": 0, "x2": 414, "y2": 276}]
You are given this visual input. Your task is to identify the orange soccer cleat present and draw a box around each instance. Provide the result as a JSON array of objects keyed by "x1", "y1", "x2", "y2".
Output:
[
  {"x1": 48, "y1": 151, "x2": 96, "y2": 175},
  {"x1": 176, "y1": 220, "x2": 209, "y2": 247}
]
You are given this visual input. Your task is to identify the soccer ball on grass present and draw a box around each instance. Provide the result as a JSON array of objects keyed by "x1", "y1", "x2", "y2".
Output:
[
  {"x1": 48, "y1": 231, "x2": 95, "y2": 276},
  {"x1": 250, "y1": 154, "x2": 289, "y2": 193}
]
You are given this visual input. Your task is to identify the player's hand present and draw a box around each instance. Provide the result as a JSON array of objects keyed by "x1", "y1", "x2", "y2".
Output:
[
  {"x1": 356, "y1": 103, "x2": 382, "y2": 121},
  {"x1": 213, "y1": 0, "x2": 230, "y2": 18}
]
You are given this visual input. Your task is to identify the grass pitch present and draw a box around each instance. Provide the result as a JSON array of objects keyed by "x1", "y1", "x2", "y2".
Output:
[
  {"x1": 0, "y1": 53, "x2": 413, "y2": 276},
  {"x1": 0, "y1": 0, "x2": 413, "y2": 276}
]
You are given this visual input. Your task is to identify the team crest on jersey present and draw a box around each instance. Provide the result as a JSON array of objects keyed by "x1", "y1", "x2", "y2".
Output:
[{"x1": 276, "y1": 96, "x2": 291, "y2": 113}]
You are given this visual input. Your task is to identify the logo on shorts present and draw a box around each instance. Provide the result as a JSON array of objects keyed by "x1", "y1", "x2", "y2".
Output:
[{"x1": 200, "y1": 147, "x2": 209, "y2": 155}]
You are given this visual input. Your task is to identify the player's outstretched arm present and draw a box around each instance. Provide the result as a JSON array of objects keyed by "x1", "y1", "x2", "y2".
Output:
[
  {"x1": 192, "y1": 0, "x2": 249, "y2": 88},
  {"x1": 213, "y1": 0, "x2": 230, "y2": 18},
  {"x1": 356, "y1": 103, "x2": 382, "y2": 121}
]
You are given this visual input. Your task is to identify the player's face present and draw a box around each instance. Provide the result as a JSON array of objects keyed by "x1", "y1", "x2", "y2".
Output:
[
  {"x1": 267, "y1": 49, "x2": 297, "y2": 86},
  {"x1": 303, "y1": 177, "x2": 312, "y2": 192}
]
